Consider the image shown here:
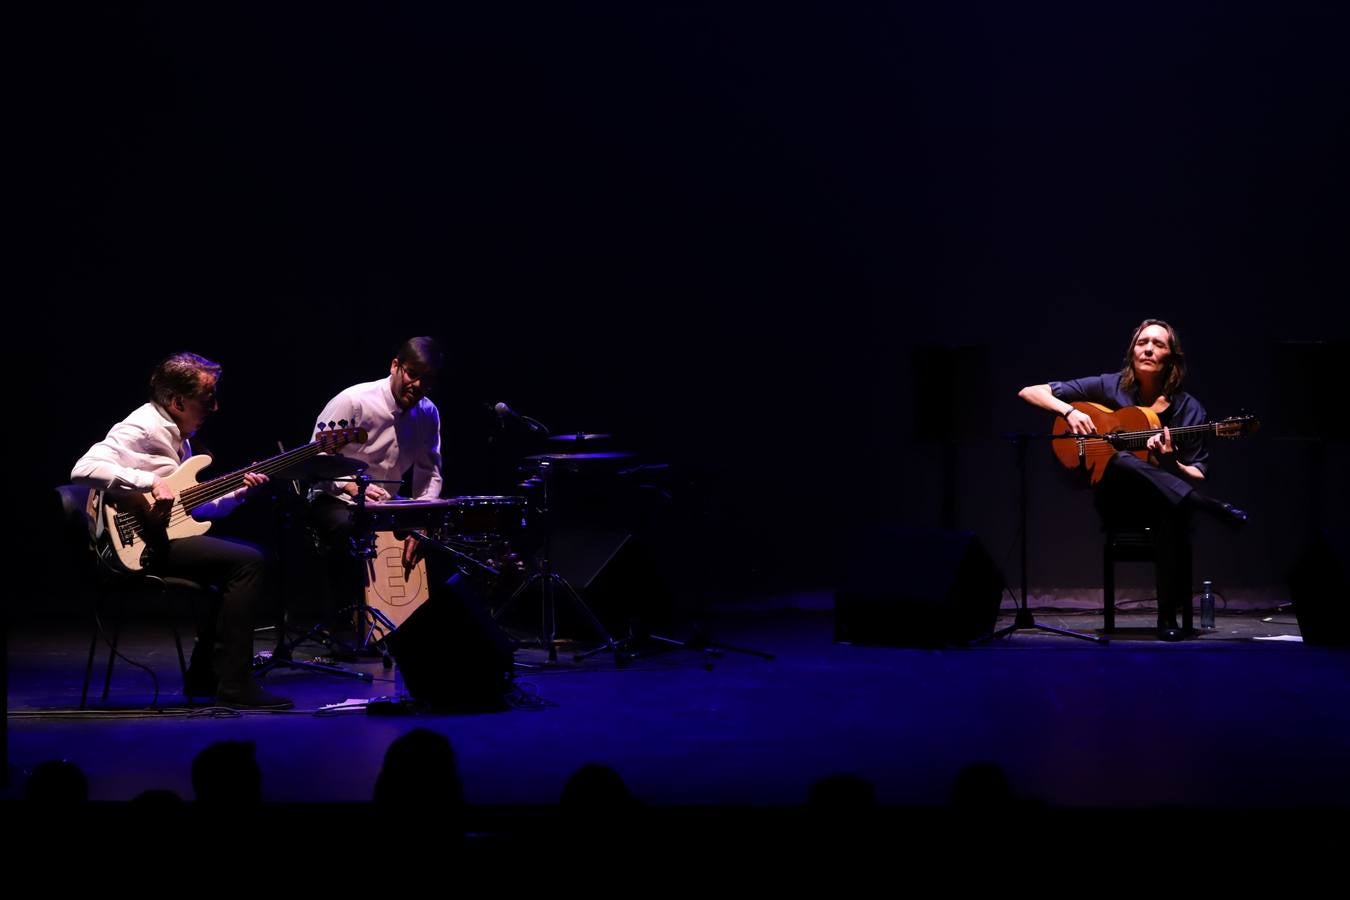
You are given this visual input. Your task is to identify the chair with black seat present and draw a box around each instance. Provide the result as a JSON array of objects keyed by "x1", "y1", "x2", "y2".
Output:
[
  {"x1": 54, "y1": 484, "x2": 210, "y2": 708},
  {"x1": 1102, "y1": 525, "x2": 1193, "y2": 634}
]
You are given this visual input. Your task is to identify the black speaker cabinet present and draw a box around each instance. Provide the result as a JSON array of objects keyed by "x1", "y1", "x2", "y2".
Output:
[
  {"x1": 1289, "y1": 529, "x2": 1350, "y2": 648},
  {"x1": 834, "y1": 527, "x2": 1005, "y2": 647},
  {"x1": 385, "y1": 573, "x2": 516, "y2": 710}
]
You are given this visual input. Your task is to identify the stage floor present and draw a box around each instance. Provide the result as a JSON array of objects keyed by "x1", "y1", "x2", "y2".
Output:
[{"x1": 8, "y1": 593, "x2": 1346, "y2": 817}]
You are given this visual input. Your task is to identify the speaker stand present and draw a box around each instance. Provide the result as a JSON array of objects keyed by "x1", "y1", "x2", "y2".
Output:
[{"x1": 983, "y1": 434, "x2": 1106, "y2": 644}]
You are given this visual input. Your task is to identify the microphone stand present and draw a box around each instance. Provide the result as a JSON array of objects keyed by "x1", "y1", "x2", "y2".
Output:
[{"x1": 983, "y1": 432, "x2": 1106, "y2": 644}]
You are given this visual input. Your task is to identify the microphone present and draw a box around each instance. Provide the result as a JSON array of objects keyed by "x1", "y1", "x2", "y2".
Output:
[{"x1": 493, "y1": 402, "x2": 548, "y2": 434}]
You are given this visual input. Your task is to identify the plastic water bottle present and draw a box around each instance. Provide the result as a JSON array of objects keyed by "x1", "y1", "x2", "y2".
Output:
[{"x1": 1200, "y1": 580, "x2": 1216, "y2": 630}]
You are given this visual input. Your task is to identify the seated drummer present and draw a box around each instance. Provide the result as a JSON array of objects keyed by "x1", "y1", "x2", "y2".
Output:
[{"x1": 307, "y1": 337, "x2": 445, "y2": 622}]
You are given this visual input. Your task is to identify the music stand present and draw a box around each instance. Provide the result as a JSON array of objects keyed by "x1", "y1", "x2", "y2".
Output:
[
  {"x1": 984, "y1": 433, "x2": 1106, "y2": 644},
  {"x1": 255, "y1": 449, "x2": 375, "y2": 684},
  {"x1": 269, "y1": 471, "x2": 409, "y2": 672}
]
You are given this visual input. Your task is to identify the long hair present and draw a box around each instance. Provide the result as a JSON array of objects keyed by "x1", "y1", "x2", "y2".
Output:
[
  {"x1": 1118, "y1": 318, "x2": 1186, "y2": 397},
  {"x1": 149, "y1": 352, "x2": 221, "y2": 407}
]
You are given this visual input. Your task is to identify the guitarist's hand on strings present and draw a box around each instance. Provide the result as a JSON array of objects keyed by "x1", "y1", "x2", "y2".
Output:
[
  {"x1": 150, "y1": 476, "x2": 177, "y2": 522},
  {"x1": 1063, "y1": 408, "x2": 1095, "y2": 435}
]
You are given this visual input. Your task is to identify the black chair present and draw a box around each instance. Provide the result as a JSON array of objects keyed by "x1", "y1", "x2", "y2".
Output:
[
  {"x1": 1102, "y1": 526, "x2": 1192, "y2": 634},
  {"x1": 54, "y1": 485, "x2": 207, "y2": 707}
]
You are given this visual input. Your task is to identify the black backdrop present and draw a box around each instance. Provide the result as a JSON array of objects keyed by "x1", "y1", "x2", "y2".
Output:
[{"x1": 23, "y1": 2, "x2": 1349, "y2": 611}]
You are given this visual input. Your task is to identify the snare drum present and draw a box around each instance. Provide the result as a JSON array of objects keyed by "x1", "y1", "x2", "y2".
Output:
[
  {"x1": 444, "y1": 495, "x2": 527, "y2": 543},
  {"x1": 363, "y1": 499, "x2": 456, "y2": 536}
]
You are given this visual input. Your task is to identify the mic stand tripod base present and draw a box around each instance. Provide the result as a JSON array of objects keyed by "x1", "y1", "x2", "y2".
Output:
[
  {"x1": 586, "y1": 623, "x2": 776, "y2": 665},
  {"x1": 255, "y1": 620, "x2": 377, "y2": 682},
  {"x1": 997, "y1": 431, "x2": 1108, "y2": 645},
  {"x1": 981, "y1": 604, "x2": 1109, "y2": 644},
  {"x1": 498, "y1": 570, "x2": 628, "y2": 666}
]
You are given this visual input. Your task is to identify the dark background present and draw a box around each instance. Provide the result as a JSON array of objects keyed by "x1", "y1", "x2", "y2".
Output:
[{"x1": 24, "y1": 2, "x2": 1349, "y2": 610}]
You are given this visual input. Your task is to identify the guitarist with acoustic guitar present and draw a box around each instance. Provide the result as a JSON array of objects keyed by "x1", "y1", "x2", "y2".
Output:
[
  {"x1": 1019, "y1": 319, "x2": 1252, "y2": 641},
  {"x1": 70, "y1": 352, "x2": 293, "y2": 709}
]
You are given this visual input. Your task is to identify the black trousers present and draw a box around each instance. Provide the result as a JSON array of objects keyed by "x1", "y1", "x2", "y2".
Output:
[
  {"x1": 309, "y1": 493, "x2": 365, "y2": 615},
  {"x1": 1095, "y1": 453, "x2": 1194, "y2": 627},
  {"x1": 150, "y1": 534, "x2": 265, "y2": 686}
]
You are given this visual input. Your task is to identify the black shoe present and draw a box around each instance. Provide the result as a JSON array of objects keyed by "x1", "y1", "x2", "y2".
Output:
[
  {"x1": 1188, "y1": 492, "x2": 1249, "y2": 530},
  {"x1": 1157, "y1": 626, "x2": 1187, "y2": 642},
  {"x1": 216, "y1": 683, "x2": 295, "y2": 710}
]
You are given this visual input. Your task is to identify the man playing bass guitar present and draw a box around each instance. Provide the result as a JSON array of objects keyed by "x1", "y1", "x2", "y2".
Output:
[{"x1": 71, "y1": 351, "x2": 292, "y2": 708}]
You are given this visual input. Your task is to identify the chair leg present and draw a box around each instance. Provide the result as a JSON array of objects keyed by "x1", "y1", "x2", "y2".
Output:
[
  {"x1": 101, "y1": 612, "x2": 122, "y2": 703},
  {"x1": 172, "y1": 621, "x2": 188, "y2": 687},
  {"x1": 81, "y1": 617, "x2": 101, "y2": 710},
  {"x1": 1103, "y1": 548, "x2": 1116, "y2": 633}
]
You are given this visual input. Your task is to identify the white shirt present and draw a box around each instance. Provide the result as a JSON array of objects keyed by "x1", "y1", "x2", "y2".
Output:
[
  {"x1": 71, "y1": 402, "x2": 242, "y2": 520},
  {"x1": 312, "y1": 377, "x2": 443, "y2": 502}
]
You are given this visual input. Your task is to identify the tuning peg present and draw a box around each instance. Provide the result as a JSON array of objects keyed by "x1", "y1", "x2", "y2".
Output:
[
  {"x1": 328, "y1": 421, "x2": 338, "y2": 430},
  {"x1": 338, "y1": 419, "x2": 349, "y2": 429},
  {"x1": 316, "y1": 422, "x2": 327, "y2": 431}
]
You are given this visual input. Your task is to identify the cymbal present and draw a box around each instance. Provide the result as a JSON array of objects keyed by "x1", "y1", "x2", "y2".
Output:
[
  {"x1": 524, "y1": 451, "x2": 635, "y2": 462},
  {"x1": 548, "y1": 432, "x2": 612, "y2": 443},
  {"x1": 287, "y1": 455, "x2": 368, "y2": 480}
]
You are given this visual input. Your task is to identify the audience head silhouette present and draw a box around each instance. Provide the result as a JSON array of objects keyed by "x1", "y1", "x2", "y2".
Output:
[
  {"x1": 24, "y1": 759, "x2": 89, "y2": 803},
  {"x1": 192, "y1": 740, "x2": 263, "y2": 804},
  {"x1": 374, "y1": 728, "x2": 463, "y2": 808},
  {"x1": 560, "y1": 763, "x2": 638, "y2": 815},
  {"x1": 807, "y1": 773, "x2": 876, "y2": 812}
]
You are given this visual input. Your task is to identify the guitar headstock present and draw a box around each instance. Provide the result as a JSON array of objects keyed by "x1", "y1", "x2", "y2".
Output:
[
  {"x1": 1215, "y1": 414, "x2": 1260, "y2": 439},
  {"x1": 314, "y1": 422, "x2": 370, "y2": 451}
]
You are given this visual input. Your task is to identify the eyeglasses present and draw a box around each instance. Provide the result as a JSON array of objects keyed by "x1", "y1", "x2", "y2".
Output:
[{"x1": 398, "y1": 362, "x2": 437, "y2": 387}]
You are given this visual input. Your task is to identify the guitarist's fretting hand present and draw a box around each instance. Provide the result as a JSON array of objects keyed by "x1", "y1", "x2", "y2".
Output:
[
  {"x1": 240, "y1": 471, "x2": 270, "y2": 496},
  {"x1": 1146, "y1": 427, "x2": 1175, "y2": 467}
]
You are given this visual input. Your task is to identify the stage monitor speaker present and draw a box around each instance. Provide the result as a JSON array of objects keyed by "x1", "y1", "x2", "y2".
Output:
[
  {"x1": 833, "y1": 527, "x2": 1005, "y2": 647},
  {"x1": 385, "y1": 573, "x2": 515, "y2": 710},
  {"x1": 1288, "y1": 528, "x2": 1350, "y2": 648}
]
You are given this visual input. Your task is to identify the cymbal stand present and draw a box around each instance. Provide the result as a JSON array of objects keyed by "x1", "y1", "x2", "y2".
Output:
[{"x1": 494, "y1": 459, "x2": 626, "y2": 664}]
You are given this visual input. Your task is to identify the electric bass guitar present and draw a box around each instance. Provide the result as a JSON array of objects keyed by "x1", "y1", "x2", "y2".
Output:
[{"x1": 92, "y1": 425, "x2": 367, "y2": 572}]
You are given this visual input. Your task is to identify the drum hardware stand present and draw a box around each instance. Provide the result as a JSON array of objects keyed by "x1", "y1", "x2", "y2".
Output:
[
  {"x1": 571, "y1": 461, "x2": 776, "y2": 665},
  {"x1": 404, "y1": 530, "x2": 501, "y2": 580},
  {"x1": 493, "y1": 459, "x2": 628, "y2": 665}
]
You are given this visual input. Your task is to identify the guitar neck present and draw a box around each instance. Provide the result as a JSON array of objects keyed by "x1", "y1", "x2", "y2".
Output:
[
  {"x1": 178, "y1": 442, "x2": 329, "y2": 511},
  {"x1": 1106, "y1": 421, "x2": 1217, "y2": 450}
]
